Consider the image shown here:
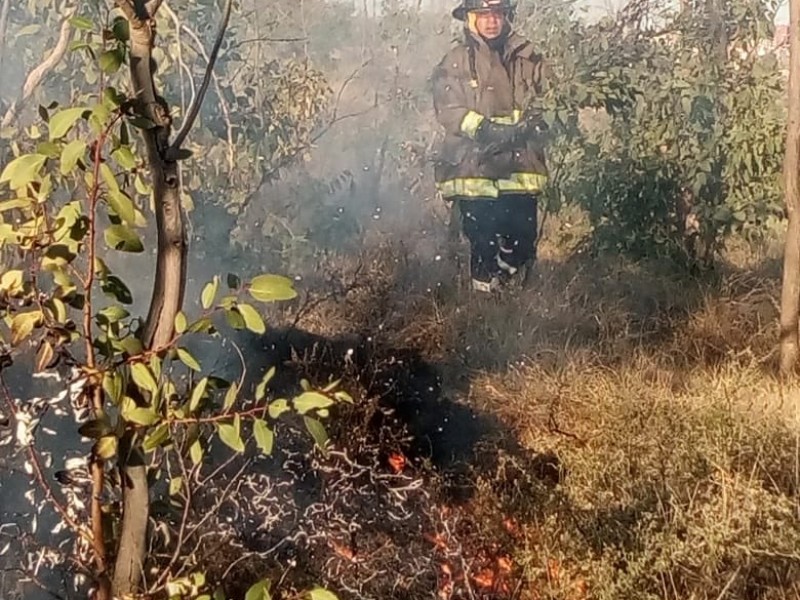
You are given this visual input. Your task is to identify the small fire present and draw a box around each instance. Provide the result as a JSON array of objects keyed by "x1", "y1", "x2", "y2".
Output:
[
  {"x1": 547, "y1": 557, "x2": 561, "y2": 584},
  {"x1": 329, "y1": 540, "x2": 355, "y2": 561},
  {"x1": 472, "y1": 568, "x2": 495, "y2": 589},
  {"x1": 424, "y1": 532, "x2": 449, "y2": 551},
  {"x1": 388, "y1": 451, "x2": 406, "y2": 473},
  {"x1": 497, "y1": 555, "x2": 513, "y2": 574},
  {"x1": 503, "y1": 516, "x2": 519, "y2": 536}
]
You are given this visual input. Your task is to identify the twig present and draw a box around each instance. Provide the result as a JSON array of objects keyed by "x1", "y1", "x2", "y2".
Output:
[
  {"x1": 1, "y1": 567, "x2": 66, "y2": 600},
  {"x1": 1, "y1": 6, "x2": 77, "y2": 128},
  {"x1": 167, "y1": 0, "x2": 233, "y2": 157},
  {"x1": 148, "y1": 427, "x2": 197, "y2": 592},
  {"x1": 714, "y1": 566, "x2": 741, "y2": 600},
  {"x1": 227, "y1": 35, "x2": 308, "y2": 50},
  {"x1": 0, "y1": 376, "x2": 91, "y2": 543},
  {"x1": 176, "y1": 20, "x2": 234, "y2": 171},
  {"x1": 0, "y1": 0, "x2": 10, "y2": 76}
]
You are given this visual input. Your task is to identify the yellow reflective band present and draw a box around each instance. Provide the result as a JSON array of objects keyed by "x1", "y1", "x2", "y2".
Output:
[
  {"x1": 436, "y1": 172, "x2": 548, "y2": 199},
  {"x1": 461, "y1": 110, "x2": 522, "y2": 138},
  {"x1": 437, "y1": 177, "x2": 500, "y2": 198},
  {"x1": 489, "y1": 109, "x2": 523, "y2": 125},
  {"x1": 497, "y1": 172, "x2": 548, "y2": 193},
  {"x1": 460, "y1": 110, "x2": 485, "y2": 139}
]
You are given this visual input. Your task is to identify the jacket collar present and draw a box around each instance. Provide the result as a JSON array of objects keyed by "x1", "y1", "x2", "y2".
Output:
[{"x1": 465, "y1": 29, "x2": 532, "y2": 60}]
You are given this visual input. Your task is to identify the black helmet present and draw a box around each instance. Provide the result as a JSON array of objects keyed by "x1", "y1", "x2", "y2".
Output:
[{"x1": 452, "y1": 0, "x2": 515, "y2": 21}]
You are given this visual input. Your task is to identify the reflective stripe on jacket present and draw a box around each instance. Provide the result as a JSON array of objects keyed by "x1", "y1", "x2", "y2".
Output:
[{"x1": 431, "y1": 30, "x2": 549, "y2": 199}]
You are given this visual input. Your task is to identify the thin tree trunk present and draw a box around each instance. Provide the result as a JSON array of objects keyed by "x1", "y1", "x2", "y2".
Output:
[
  {"x1": 0, "y1": 0, "x2": 10, "y2": 78},
  {"x1": 779, "y1": 0, "x2": 800, "y2": 375},
  {"x1": 112, "y1": 0, "x2": 230, "y2": 591},
  {"x1": 113, "y1": 2, "x2": 185, "y2": 594}
]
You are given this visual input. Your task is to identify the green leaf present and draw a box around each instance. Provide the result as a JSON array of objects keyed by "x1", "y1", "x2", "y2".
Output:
[
  {"x1": 169, "y1": 476, "x2": 183, "y2": 496},
  {"x1": 101, "y1": 274, "x2": 134, "y2": 304},
  {"x1": 248, "y1": 274, "x2": 297, "y2": 302},
  {"x1": 253, "y1": 419, "x2": 274, "y2": 456},
  {"x1": 78, "y1": 417, "x2": 112, "y2": 439},
  {"x1": 227, "y1": 273, "x2": 240, "y2": 289},
  {"x1": 334, "y1": 390, "x2": 354, "y2": 404},
  {"x1": 36, "y1": 141, "x2": 60, "y2": 158},
  {"x1": 304, "y1": 416, "x2": 329, "y2": 454},
  {"x1": 237, "y1": 303, "x2": 266, "y2": 334},
  {"x1": 293, "y1": 391, "x2": 334, "y2": 415},
  {"x1": 112, "y1": 146, "x2": 137, "y2": 170},
  {"x1": 105, "y1": 224, "x2": 144, "y2": 252},
  {"x1": 177, "y1": 347, "x2": 201, "y2": 372},
  {"x1": 131, "y1": 362, "x2": 159, "y2": 394},
  {"x1": 187, "y1": 317, "x2": 214, "y2": 334},
  {"x1": 103, "y1": 371, "x2": 124, "y2": 403},
  {"x1": 48, "y1": 107, "x2": 87, "y2": 140},
  {"x1": 10, "y1": 310, "x2": 41, "y2": 345},
  {"x1": 99, "y1": 48, "x2": 123, "y2": 74},
  {"x1": 108, "y1": 189, "x2": 137, "y2": 225},
  {"x1": 70, "y1": 15, "x2": 94, "y2": 30},
  {"x1": 201, "y1": 276, "x2": 219, "y2": 310},
  {"x1": 255, "y1": 366, "x2": 276, "y2": 401},
  {"x1": 223, "y1": 382, "x2": 238, "y2": 411},
  {"x1": 308, "y1": 588, "x2": 339, "y2": 600},
  {"x1": 0, "y1": 198, "x2": 33, "y2": 212},
  {"x1": 225, "y1": 307, "x2": 246, "y2": 330},
  {"x1": 189, "y1": 377, "x2": 208, "y2": 412},
  {"x1": 0, "y1": 269, "x2": 23, "y2": 294},
  {"x1": 190, "y1": 439, "x2": 203, "y2": 466},
  {"x1": 268, "y1": 398, "x2": 289, "y2": 420},
  {"x1": 124, "y1": 407, "x2": 159, "y2": 426},
  {"x1": 245, "y1": 579, "x2": 272, "y2": 600},
  {"x1": 218, "y1": 420, "x2": 245, "y2": 453},
  {"x1": 94, "y1": 435, "x2": 118, "y2": 459},
  {"x1": 112, "y1": 17, "x2": 130, "y2": 42},
  {"x1": 143, "y1": 423, "x2": 170, "y2": 451},
  {"x1": 0, "y1": 154, "x2": 47, "y2": 190},
  {"x1": 99, "y1": 163, "x2": 120, "y2": 193},
  {"x1": 61, "y1": 139, "x2": 87, "y2": 175},
  {"x1": 174, "y1": 311, "x2": 188, "y2": 334},
  {"x1": 97, "y1": 305, "x2": 129, "y2": 324}
]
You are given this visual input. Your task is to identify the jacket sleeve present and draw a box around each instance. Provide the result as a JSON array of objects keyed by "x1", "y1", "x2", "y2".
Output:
[
  {"x1": 431, "y1": 56, "x2": 484, "y2": 140},
  {"x1": 523, "y1": 54, "x2": 549, "y2": 126}
]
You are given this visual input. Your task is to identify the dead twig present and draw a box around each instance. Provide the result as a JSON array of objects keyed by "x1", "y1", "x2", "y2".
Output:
[
  {"x1": 1, "y1": 6, "x2": 77, "y2": 128},
  {"x1": 167, "y1": 0, "x2": 233, "y2": 159}
]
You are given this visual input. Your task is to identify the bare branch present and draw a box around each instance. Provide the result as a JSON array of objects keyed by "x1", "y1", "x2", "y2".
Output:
[
  {"x1": 1, "y1": 7, "x2": 77, "y2": 128},
  {"x1": 176, "y1": 17, "x2": 235, "y2": 171},
  {"x1": 228, "y1": 35, "x2": 308, "y2": 50},
  {"x1": 0, "y1": 0, "x2": 10, "y2": 75},
  {"x1": 167, "y1": 0, "x2": 233, "y2": 157}
]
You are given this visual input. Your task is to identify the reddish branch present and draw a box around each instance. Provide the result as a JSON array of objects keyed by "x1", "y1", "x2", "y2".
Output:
[{"x1": 84, "y1": 125, "x2": 115, "y2": 600}]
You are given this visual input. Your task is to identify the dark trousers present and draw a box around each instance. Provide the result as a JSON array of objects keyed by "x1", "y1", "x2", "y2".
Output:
[{"x1": 455, "y1": 193, "x2": 538, "y2": 283}]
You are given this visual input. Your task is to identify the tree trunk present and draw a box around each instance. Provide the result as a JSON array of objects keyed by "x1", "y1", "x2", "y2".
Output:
[
  {"x1": 780, "y1": 0, "x2": 800, "y2": 375},
  {"x1": 0, "y1": 0, "x2": 10, "y2": 77},
  {"x1": 112, "y1": 3, "x2": 187, "y2": 595}
]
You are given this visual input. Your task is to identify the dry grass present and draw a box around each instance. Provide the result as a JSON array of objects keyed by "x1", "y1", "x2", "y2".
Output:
[{"x1": 268, "y1": 205, "x2": 800, "y2": 599}]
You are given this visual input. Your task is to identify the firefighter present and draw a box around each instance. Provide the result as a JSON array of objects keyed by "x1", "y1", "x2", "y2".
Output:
[{"x1": 432, "y1": 0, "x2": 549, "y2": 293}]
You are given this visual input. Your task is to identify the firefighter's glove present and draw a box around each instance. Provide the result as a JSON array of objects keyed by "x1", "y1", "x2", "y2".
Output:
[{"x1": 474, "y1": 119, "x2": 527, "y2": 153}]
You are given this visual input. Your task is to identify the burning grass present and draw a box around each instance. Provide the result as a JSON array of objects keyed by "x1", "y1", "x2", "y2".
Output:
[{"x1": 154, "y1": 212, "x2": 800, "y2": 599}]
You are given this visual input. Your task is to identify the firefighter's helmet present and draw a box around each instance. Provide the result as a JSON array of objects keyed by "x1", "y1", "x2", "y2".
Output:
[{"x1": 452, "y1": 0, "x2": 515, "y2": 21}]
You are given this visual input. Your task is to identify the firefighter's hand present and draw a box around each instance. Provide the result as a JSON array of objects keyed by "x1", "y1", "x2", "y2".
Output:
[{"x1": 475, "y1": 120, "x2": 527, "y2": 153}]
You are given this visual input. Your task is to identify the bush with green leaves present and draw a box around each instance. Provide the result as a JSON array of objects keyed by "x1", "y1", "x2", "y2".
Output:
[{"x1": 521, "y1": 0, "x2": 786, "y2": 263}]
